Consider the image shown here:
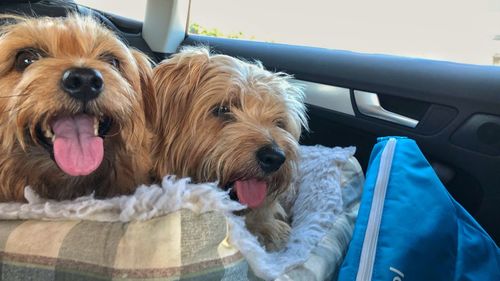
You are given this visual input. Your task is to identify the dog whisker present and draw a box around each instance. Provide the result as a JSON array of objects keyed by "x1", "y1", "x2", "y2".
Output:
[
  {"x1": 0, "y1": 93, "x2": 30, "y2": 99},
  {"x1": 0, "y1": 102, "x2": 33, "y2": 117}
]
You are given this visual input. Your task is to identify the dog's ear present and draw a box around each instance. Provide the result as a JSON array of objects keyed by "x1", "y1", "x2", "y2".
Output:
[
  {"x1": 151, "y1": 59, "x2": 182, "y2": 133},
  {"x1": 283, "y1": 78, "x2": 309, "y2": 139},
  {"x1": 152, "y1": 51, "x2": 209, "y2": 131},
  {"x1": 151, "y1": 51, "x2": 210, "y2": 178},
  {"x1": 0, "y1": 14, "x2": 26, "y2": 75},
  {"x1": 130, "y1": 49, "x2": 156, "y2": 127}
]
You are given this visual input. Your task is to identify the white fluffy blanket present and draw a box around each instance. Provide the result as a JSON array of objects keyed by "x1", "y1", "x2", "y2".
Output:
[{"x1": 0, "y1": 146, "x2": 360, "y2": 280}]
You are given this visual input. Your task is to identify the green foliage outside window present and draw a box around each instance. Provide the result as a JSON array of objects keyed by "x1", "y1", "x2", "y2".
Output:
[{"x1": 189, "y1": 23, "x2": 255, "y2": 40}]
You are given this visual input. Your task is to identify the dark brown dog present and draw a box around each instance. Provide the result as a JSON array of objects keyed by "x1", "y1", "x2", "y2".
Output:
[{"x1": 0, "y1": 15, "x2": 155, "y2": 201}]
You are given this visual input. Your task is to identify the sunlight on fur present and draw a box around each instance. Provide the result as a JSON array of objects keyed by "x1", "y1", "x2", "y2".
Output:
[
  {"x1": 0, "y1": 14, "x2": 155, "y2": 201},
  {"x1": 152, "y1": 46, "x2": 308, "y2": 250}
]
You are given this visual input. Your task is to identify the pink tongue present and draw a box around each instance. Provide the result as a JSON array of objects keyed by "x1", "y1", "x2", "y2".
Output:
[
  {"x1": 234, "y1": 179, "x2": 268, "y2": 209},
  {"x1": 52, "y1": 114, "x2": 103, "y2": 176}
]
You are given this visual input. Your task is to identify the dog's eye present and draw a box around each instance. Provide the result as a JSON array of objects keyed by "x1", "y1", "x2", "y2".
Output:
[
  {"x1": 213, "y1": 105, "x2": 230, "y2": 116},
  {"x1": 212, "y1": 105, "x2": 233, "y2": 121},
  {"x1": 275, "y1": 119, "x2": 286, "y2": 129},
  {"x1": 15, "y1": 49, "x2": 42, "y2": 71},
  {"x1": 99, "y1": 53, "x2": 121, "y2": 69},
  {"x1": 108, "y1": 57, "x2": 120, "y2": 69}
]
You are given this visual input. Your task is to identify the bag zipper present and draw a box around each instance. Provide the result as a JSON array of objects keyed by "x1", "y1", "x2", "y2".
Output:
[{"x1": 356, "y1": 138, "x2": 397, "y2": 281}]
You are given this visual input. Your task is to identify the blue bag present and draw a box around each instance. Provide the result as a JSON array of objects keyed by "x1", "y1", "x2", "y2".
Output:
[{"x1": 338, "y1": 137, "x2": 500, "y2": 281}]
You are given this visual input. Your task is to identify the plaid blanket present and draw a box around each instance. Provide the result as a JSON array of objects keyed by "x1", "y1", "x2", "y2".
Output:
[{"x1": 0, "y1": 210, "x2": 248, "y2": 281}]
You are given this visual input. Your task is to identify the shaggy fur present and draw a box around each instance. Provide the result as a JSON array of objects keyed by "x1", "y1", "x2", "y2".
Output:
[
  {"x1": 0, "y1": 15, "x2": 155, "y2": 201},
  {"x1": 151, "y1": 47, "x2": 307, "y2": 250}
]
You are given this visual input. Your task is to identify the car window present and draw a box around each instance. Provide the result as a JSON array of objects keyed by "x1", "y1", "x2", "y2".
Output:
[
  {"x1": 190, "y1": 0, "x2": 500, "y2": 66},
  {"x1": 75, "y1": 0, "x2": 147, "y2": 21}
]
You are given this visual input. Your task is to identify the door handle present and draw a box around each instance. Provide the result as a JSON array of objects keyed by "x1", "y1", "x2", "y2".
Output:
[{"x1": 354, "y1": 90, "x2": 419, "y2": 128}]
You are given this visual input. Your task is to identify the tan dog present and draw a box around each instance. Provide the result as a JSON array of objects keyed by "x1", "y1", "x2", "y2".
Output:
[
  {"x1": 0, "y1": 15, "x2": 155, "y2": 201},
  {"x1": 152, "y1": 47, "x2": 307, "y2": 250}
]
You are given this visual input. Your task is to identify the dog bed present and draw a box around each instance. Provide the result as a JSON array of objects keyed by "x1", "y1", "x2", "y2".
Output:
[{"x1": 0, "y1": 145, "x2": 363, "y2": 281}]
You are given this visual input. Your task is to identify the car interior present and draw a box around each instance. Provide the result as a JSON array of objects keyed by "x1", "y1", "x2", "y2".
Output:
[{"x1": 1, "y1": 0, "x2": 499, "y2": 248}]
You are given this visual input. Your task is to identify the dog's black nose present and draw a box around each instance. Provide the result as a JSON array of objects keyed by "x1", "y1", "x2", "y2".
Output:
[
  {"x1": 61, "y1": 68, "x2": 103, "y2": 102},
  {"x1": 256, "y1": 145, "x2": 286, "y2": 173}
]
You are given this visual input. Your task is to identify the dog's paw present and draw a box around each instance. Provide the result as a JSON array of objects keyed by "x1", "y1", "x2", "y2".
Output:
[{"x1": 259, "y1": 219, "x2": 291, "y2": 251}]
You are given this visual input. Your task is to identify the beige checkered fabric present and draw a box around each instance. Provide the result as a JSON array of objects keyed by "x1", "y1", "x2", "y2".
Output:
[{"x1": 0, "y1": 210, "x2": 248, "y2": 281}]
